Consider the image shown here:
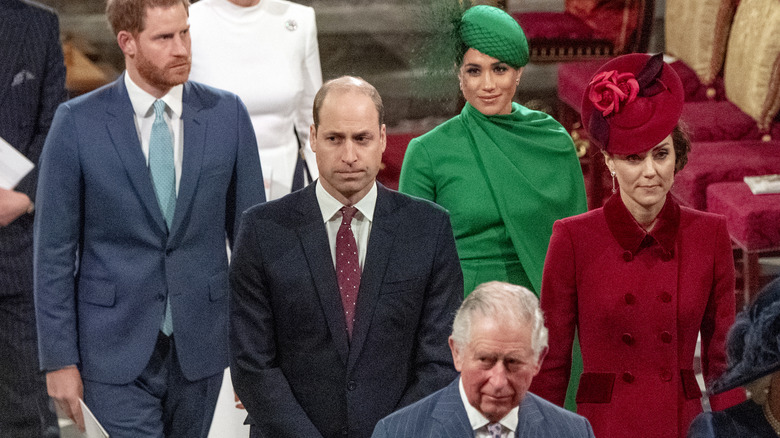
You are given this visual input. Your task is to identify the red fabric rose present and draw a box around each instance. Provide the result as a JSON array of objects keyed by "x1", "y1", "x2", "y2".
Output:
[{"x1": 588, "y1": 70, "x2": 639, "y2": 116}]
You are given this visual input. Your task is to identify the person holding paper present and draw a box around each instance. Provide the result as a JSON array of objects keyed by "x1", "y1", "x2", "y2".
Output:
[
  {"x1": 33, "y1": 0, "x2": 265, "y2": 436},
  {"x1": 0, "y1": 1, "x2": 66, "y2": 436}
]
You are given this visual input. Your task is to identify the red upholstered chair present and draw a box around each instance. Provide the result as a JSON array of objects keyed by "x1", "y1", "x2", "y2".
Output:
[
  {"x1": 512, "y1": 0, "x2": 655, "y2": 63},
  {"x1": 672, "y1": 140, "x2": 780, "y2": 210},
  {"x1": 377, "y1": 132, "x2": 420, "y2": 191},
  {"x1": 706, "y1": 181, "x2": 780, "y2": 307}
]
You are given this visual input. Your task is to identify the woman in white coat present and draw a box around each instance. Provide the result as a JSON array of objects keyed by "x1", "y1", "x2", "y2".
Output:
[{"x1": 189, "y1": 0, "x2": 322, "y2": 200}]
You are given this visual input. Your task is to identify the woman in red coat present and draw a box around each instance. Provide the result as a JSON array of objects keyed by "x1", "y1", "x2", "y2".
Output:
[{"x1": 530, "y1": 53, "x2": 744, "y2": 437}]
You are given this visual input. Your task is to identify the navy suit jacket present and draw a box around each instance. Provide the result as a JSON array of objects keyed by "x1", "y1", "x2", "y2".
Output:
[
  {"x1": 229, "y1": 182, "x2": 464, "y2": 438},
  {"x1": 0, "y1": 0, "x2": 66, "y2": 296},
  {"x1": 34, "y1": 75, "x2": 265, "y2": 384},
  {"x1": 372, "y1": 378, "x2": 596, "y2": 438}
]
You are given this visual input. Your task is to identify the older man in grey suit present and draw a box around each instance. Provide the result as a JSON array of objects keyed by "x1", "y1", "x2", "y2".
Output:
[{"x1": 372, "y1": 281, "x2": 595, "y2": 438}]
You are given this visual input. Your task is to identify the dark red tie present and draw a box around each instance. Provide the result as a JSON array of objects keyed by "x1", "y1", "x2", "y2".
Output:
[{"x1": 336, "y1": 206, "x2": 361, "y2": 336}]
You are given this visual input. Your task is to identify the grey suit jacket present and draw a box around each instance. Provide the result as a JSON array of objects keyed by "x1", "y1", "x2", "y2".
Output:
[
  {"x1": 372, "y1": 378, "x2": 596, "y2": 438},
  {"x1": 0, "y1": 0, "x2": 66, "y2": 296}
]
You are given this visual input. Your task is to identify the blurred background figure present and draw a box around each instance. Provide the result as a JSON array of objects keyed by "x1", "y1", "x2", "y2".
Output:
[
  {"x1": 189, "y1": 0, "x2": 322, "y2": 200},
  {"x1": 0, "y1": 0, "x2": 66, "y2": 436},
  {"x1": 688, "y1": 276, "x2": 780, "y2": 438},
  {"x1": 532, "y1": 53, "x2": 744, "y2": 438}
]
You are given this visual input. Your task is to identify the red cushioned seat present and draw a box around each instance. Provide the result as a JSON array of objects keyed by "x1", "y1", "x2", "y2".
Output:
[
  {"x1": 681, "y1": 101, "x2": 780, "y2": 142},
  {"x1": 672, "y1": 140, "x2": 780, "y2": 210},
  {"x1": 707, "y1": 181, "x2": 780, "y2": 252},
  {"x1": 377, "y1": 132, "x2": 419, "y2": 191},
  {"x1": 706, "y1": 180, "x2": 780, "y2": 305}
]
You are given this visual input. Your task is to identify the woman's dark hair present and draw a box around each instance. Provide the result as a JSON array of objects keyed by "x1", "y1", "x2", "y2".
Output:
[{"x1": 672, "y1": 124, "x2": 691, "y2": 173}]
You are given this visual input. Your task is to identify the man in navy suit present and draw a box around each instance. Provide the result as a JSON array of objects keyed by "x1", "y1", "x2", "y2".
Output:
[
  {"x1": 0, "y1": 1, "x2": 66, "y2": 436},
  {"x1": 229, "y1": 76, "x2": 464, "y2": 438},
  {"x1": 33, "y1": 0, "x2": 264, "y2": 435},
  {"x1": 372, "y1": 282, "x2": 595, "y2": 438}
]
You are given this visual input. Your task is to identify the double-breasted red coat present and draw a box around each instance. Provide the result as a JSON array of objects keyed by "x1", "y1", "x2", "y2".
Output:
[{"x1": 530, "y1": 194, "x2": 744, "y2": 438}]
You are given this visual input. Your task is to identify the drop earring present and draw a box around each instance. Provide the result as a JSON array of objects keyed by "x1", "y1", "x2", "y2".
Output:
[{"x1": 611, "y1": 171, "x2": 617, "y2": 194}]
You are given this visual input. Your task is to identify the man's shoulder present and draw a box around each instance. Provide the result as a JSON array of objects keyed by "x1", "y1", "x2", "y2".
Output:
[
  {"x1": 184, "y1": 80, "x2": 243, "y2": 109},
  {"x1": 12, "y1": 0, "x2": 58, "y2": 19},
  {"x1": 377, "y1": 380, "x2": 455, "y2": 424},
  {"x1": 524, "y1": 392, "x2": 592, "y2": 430}
]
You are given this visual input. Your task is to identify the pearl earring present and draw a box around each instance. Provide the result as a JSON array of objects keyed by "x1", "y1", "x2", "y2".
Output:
[{"x1": 611, "y1": 171, "x2": 617, "y2": 194}]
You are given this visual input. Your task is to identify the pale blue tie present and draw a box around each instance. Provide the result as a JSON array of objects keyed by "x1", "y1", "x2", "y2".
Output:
[
  {"x1": 487, "y1": 423, "x2": 502, "y2": 438},
  {"x1": 149, "y1": 99, "x2": 175, "y2": 335}
]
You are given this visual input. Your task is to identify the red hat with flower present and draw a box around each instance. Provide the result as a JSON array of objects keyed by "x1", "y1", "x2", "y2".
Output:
[{"x1": 581, "y1": 53, "x2": 684, "y2": 155}]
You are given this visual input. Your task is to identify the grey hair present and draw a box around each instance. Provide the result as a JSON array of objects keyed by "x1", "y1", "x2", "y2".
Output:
[{"x1": 451, "y1": 281, "x2": 548, "y2": 358}]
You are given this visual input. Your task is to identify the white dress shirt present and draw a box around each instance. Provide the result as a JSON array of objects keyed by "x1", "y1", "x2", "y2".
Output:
[
  {"x1": 315, "y1": 181, "x2": 377, "y2": 270},
  {"x1": 124, "y1": 72, "x2": 184, "y2": 193},
  {"x1": 459, "y1": 377, "x2": 519, "y2": 438}
]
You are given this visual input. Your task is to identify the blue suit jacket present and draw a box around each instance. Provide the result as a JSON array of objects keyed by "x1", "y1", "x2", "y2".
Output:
[
  {"x1": 229, "y1": 182, "x2": 464, "y2": 438},
  {"x1": 34, "y1": 75, "x2": 265, "y2": 384},
  {"x1": 372, "y1": 378, "x2": 596, "y2": 438},
  {"x1": 0, "y1": 0, "x2": 66, "y2": 296}
]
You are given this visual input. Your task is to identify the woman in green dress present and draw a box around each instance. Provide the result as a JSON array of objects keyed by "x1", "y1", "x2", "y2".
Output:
[{"x1": 399, "y1": 4, "x2": 587, "y2": 296}]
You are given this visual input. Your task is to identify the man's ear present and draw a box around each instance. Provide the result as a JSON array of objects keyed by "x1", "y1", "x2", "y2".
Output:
[
  {"x1": 117, "y1": 30, "x2": 136, "y2": 57},
  {"x1": 448, "y1": 336, "x2": 462, "y2": 373},
  {"x1": 309, "y1": 124, "x2": 317, "y2": 153},
  {"x1": 533, "y1": 346, "x2": 549, "y2": 376}
]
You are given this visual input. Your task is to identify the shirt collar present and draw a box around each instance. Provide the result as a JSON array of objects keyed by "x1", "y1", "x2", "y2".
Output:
[
  {"x1": 124, "y1": 71, "x2": 184, "y2": 119},
  {"x1": 604, "y1": 193, "x2": 680, "y2": 257},
  {"x1": 315, "y1": 180, "x2": 377, "y2": 223},
  {"x1": 458, "y1": 377, "x2": 518, "y2": 433}
]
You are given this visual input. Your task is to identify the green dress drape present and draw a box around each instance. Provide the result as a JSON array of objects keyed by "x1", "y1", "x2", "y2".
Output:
[{"x1": 399, "y1": 101, "x2": 587, "y2": 410}]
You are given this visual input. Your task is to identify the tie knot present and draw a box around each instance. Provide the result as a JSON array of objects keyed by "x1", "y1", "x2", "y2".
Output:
[
  {"x1": 340, "y1": 206, "x2": 358, "y2": 224},
  {"x1": 487, "y1": 423, "x2": 502, "y2": 437},
  {"x1": 153, "y1": 99, "x2": 167, "y2": 120}
]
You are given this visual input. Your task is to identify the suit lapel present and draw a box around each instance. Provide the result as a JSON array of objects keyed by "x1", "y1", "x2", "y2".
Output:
[
  {"x1": 432, "y1": 379, "x2": 475, "y2": 437},
  {"x1": 0, "y1": 2, "x2": 25, "y2": 109},
  {"x1": 169, "y1": 82, "x2": 206, "y2": 239},
  {"x1": 297, "y1": 185, "x2": 350, "y2": 365},
  {"x1": 347, "y1": 184, "x2": 398, "y2": 370},
  {"x1": 106, "y1": 75, "x2": 168, "y2": 233}
]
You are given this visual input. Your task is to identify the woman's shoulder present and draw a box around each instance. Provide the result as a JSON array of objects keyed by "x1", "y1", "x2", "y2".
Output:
[
  {"x1": 409, "y1": 115, "x2": 469, "y2": 148},
  {"x1": 678, "y1": 202, "x2": 727, "y2": 228}
]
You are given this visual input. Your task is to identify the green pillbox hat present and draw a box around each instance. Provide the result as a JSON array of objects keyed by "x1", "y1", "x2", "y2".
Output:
[{"x1": 460, "y1": 5, "x2": 529, "y2": 68}]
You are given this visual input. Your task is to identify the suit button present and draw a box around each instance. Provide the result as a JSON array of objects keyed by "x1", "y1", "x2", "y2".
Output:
[
  {"x1": 622, "y1": 333, "x2": 634, "y2": 346},
  {"x1": 347, "y1": 380, "x2": 356, "y2": 391},
  {"x1": 342, "y1": 428, "x2": 349, "y2": 436},
  {"x1": 660, "y1": 292, "x2": 672, "y2": 303},
  {"x1": 165, "y1": 248, "x2": 173, "y2": 256},
  {"x1": 624, "y1": 293, "x2": 636, "y2": 305},
  {"x1": 622, "y1": 251, "x2": 633, "y2": 262},
  {"x1": 157, "y1": 294, "x2": 165, "y2": 302},
  {"x1": 660, "y1": 369, "x2": 673, "y2": 381},
  {"x1": 622, "y1": 372, "x2": 635, "y2": 383},
  {"x1": 660, "y1": 331, "x2": 673, "y2": 343}
]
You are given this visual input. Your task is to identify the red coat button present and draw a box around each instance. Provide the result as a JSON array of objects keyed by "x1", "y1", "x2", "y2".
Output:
[
  {"x1": 660, "y1": 331, "x2": 673, "y2": 343},
  {"x1": 660, "y1": 369, "x2": 673, "y2": 381},
  {"x1": 623, "y1": 251, "x2": 633, "y2": 262},
  {"x1": 622, "y1": 372, "x2": 635, "y2": 383},
  {"x1": 624, "y1": 293, "x2": 636, "y2": 305},
  {"x1": 622, "y1": 333, "x2": 634, "y2": 345},
  {"x1": 660, "y1": 292, "x2": 672, "y2": 303}
]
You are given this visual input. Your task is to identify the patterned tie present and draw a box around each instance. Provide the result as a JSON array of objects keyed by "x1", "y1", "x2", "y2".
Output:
[
  {"x1": 336, "y1": 206, "x2": 360, "y2": 337},
  {"x1": 149, "y1": 99, "x2": 176, "y2": 336},
  {"x1": 487, "y1": 423, "x2": 502, "y2": 438}
]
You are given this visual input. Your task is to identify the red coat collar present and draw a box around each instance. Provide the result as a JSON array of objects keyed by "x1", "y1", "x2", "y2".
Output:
[{"x1": 604, "y1": 194, "x2": 680, "y2": 258}]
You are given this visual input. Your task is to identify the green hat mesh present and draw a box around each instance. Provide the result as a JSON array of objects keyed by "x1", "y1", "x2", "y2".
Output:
[{"x1": 460, "y1": 5, "x2": 529, "y2": 68}]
